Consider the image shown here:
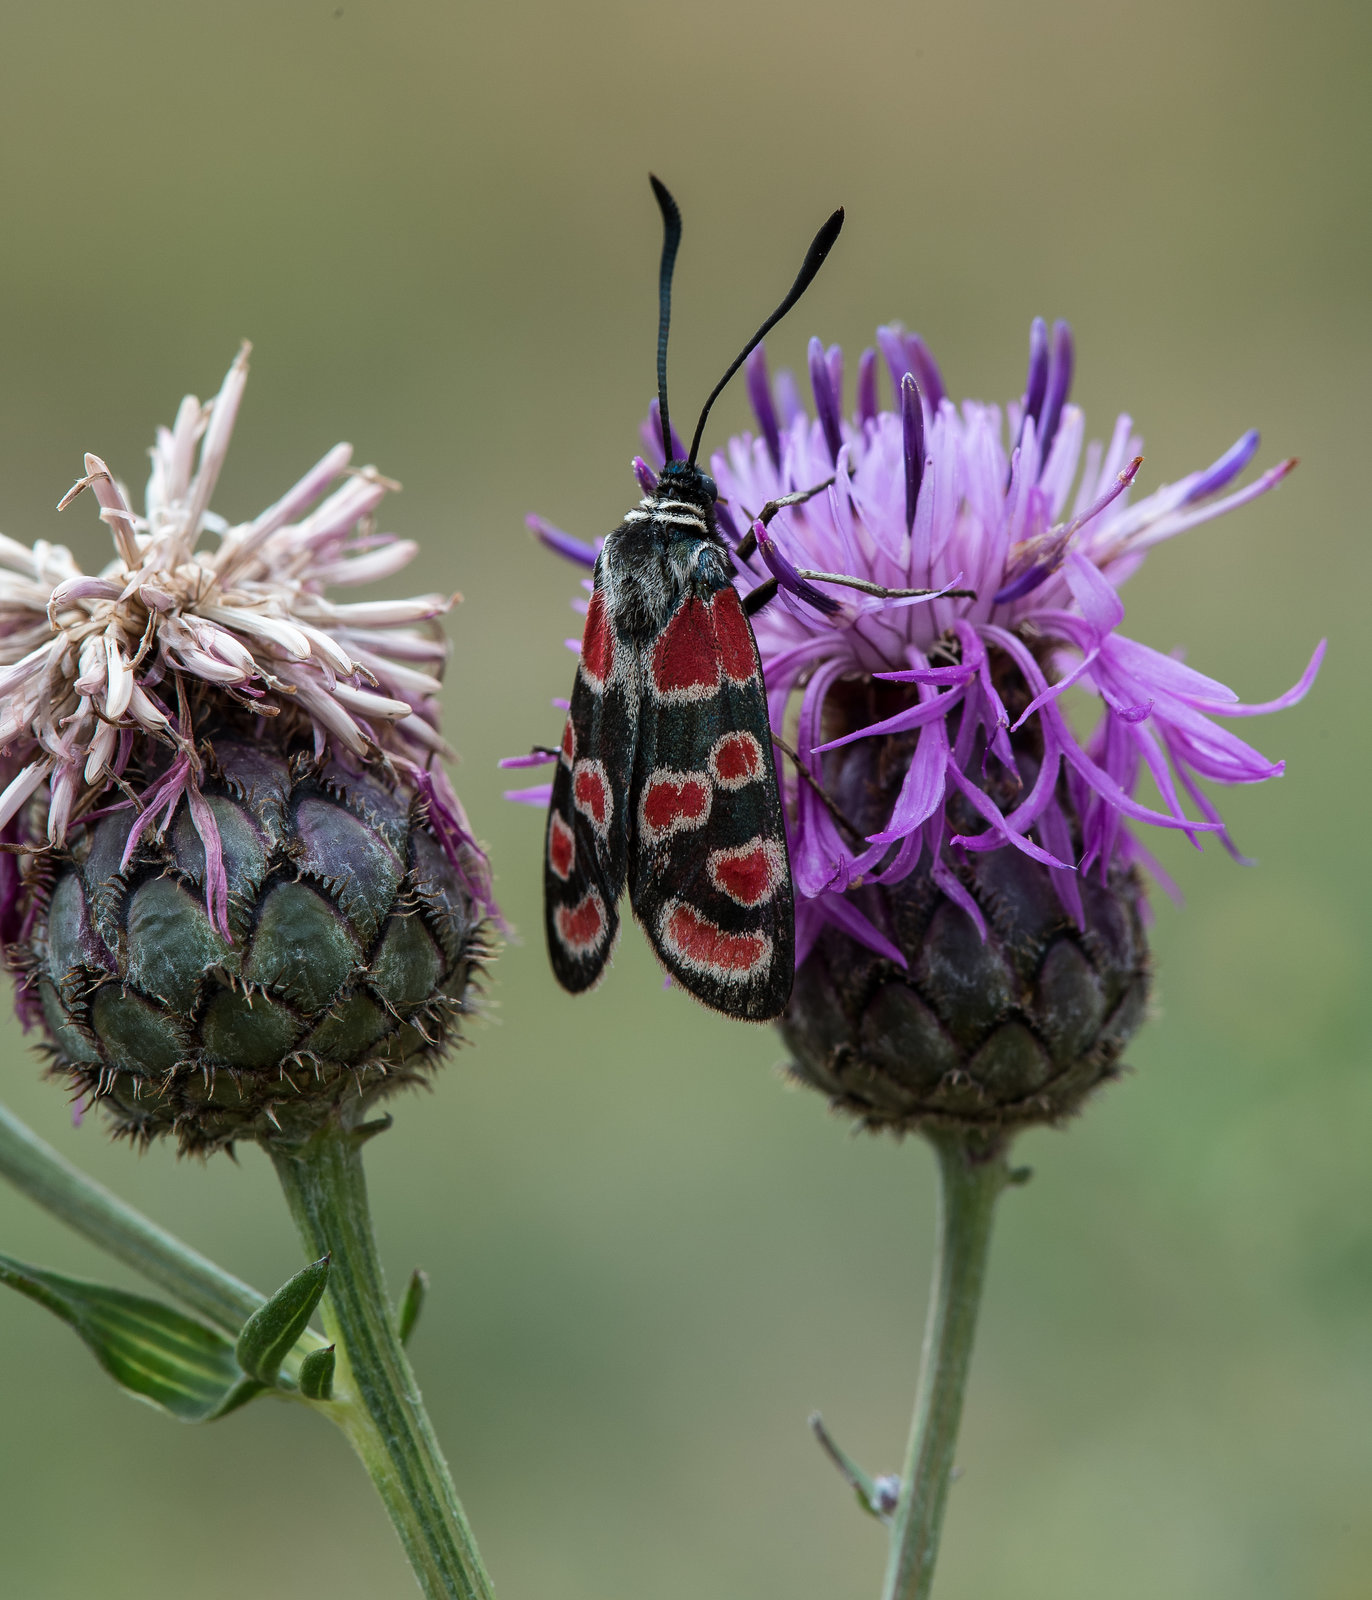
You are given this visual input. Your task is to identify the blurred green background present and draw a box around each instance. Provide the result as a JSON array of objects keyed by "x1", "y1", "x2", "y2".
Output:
[{"x1": 0, "y1": 2, "x2": 1366, "y2": 1597}]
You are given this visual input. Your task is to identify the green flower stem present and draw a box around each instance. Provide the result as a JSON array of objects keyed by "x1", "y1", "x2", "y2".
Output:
[
  {"x1": 0, "y1": 1100, "x2": 262, "y2": 1333},
  {"x1": 880, "y1": 1131, "x2": 1012, "y2": 1600},
  {"x1": 269, "y1": 1124, "x2": 496, "y2": 1600}
]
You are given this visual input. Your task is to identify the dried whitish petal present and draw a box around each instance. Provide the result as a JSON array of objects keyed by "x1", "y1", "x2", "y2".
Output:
[{"x1": 0, "y1": 346, "x2": 469, "y2": 875}]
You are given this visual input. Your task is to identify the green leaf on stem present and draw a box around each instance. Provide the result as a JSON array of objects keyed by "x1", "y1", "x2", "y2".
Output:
[
  {"x1": 0, "y1": 1250, "x2": 255, "y2": 1422},
  {"x1": 299, "y1": 1343, "x2": 337, "y2": 1400},
  {"x1": 235, "y1": 1253, "x2": 330, "y2": 1385},
  {"x1": 397, "y1": 1267, "x2": 428, "y2": 1344}
]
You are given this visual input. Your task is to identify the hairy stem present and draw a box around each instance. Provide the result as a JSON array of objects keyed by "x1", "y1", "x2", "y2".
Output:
[
  {"x1": 269, "y1": 1124, "x2": 496, "y2": 1600},
  {"x1": 881, "y1": 1131, "x2": 1012, "y2": 1600}
]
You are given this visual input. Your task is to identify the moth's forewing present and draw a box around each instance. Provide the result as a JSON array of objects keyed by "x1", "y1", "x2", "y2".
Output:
[{"x1": 628, "y1": 580, "x2": 794, "y2": 1020}]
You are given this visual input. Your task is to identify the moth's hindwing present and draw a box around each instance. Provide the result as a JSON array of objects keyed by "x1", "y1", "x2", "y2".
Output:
[
  {"x1": 628, "y1": 579, "x2": 794, "y2": 1021},
  {"x1": 544, "y1": 589, "x2": 637, "y2": 991}
]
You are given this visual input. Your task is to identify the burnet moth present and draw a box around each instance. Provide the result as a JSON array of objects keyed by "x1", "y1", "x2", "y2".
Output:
[{"x1": 543, "y1": 177, "x2": 845, "y2": 1021}]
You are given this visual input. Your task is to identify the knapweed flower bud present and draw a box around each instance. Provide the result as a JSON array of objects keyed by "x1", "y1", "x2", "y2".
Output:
[
  {"x1": 518, "y1": 319, "x2": 1320, "y2": 1136},
  {"x1": 1, "y1": 347, "x2": 496, "y2": 1151},
  {"x1": 777, "y1": 675, "x2": 1151, "y2": 1131}
]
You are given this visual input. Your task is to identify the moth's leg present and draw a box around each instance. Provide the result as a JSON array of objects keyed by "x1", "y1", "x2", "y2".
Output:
[
  {"x1": 735, "y1": 477, "x2": 836, "y2": 560},
  {"x1": 769, "y1": 730, "x2": 865, "y2": 842},
  {"x1": 742, "y1": 576, "x2": 779, "y2": 617},
  {"x1": 794, "y1": 572, "x2": 976, "y2": 601},
  {"x1": 737, "y1": 474, "x2": 976, "y2": 605}
]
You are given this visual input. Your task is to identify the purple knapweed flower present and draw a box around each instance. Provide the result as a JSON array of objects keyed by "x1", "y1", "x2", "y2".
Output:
[
  {"x1": 517, "y1": 320, "x2": 1319, "y2": 953},
  {"x1": 513, "y1": 316, "x2": 1321, "y2": 1132}
]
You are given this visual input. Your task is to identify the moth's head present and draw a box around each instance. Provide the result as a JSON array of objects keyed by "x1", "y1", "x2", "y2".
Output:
[{"x1": 656, "y1": 457, "x2": 718, "y2": 508}]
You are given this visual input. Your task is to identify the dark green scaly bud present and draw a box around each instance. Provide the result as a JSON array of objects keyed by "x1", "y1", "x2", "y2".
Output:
[
  {"x1": 779, "y1": 676, "x2": 1151, "y2": 1136},
  {"x1": 20, "y1": 734, "x2": 489, "y2": 1153}
]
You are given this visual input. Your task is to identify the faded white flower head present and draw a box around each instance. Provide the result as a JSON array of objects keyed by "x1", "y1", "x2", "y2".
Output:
[{"x1": 0, "y1": 344, "x2": 475, "y2": 936}]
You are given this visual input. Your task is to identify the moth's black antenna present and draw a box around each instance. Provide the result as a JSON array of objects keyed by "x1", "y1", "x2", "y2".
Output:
[
  {"x1": 688, "y1": 207, "x2": 845, "y2": 467},
  {"x1": 649, "y1": 175, "x2": 682, "y2": 465}
]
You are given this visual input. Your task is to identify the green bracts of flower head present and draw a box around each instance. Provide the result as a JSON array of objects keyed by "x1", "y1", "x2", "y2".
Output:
[
  {"x1": 23, "y1": 738, "x2": 485, "y2": 1153},
  {"x1": 782, "y1": 842, "x2": 1150, "y2": 1134}
]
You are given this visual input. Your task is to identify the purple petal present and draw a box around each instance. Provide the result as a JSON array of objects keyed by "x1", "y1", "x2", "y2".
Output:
[
  {"x1": 812, "y1": 683, "x2": 967, "y2": 753},
  {"x1": 1183, "y1": 429, "x2": 1259, "y2": 504},
  {"x1": 906, "y1": 334, "x2": 946, "y2": 409},
  {"x1": 1037, "y1": 320, "x2": 1074, "y2": 463},
  {"x1": 874, "y1": 662, "x2": 976, "y2": 686},
  {"x1": 955, "y1": 621, "x2": 1016, "y2": 775},
  {"x1": 791, "y1": 661, "x2": 859, "y2": 897},
  {"x1": 1101, "y1": 690, "x2": 1154, "y2": 723},
  {"x1": 877, "y1": 324, "x2": 912, "y2": 399},
  {"x1": 993, "y1": 561, "x2": 1056, "y2": 606},
  {"x1": 1165, "y1": 736, "x2": 1256, "y2": 864},
  {"x1": 1120, "y1": 828, "x2": 1184, "y2": 905},
  {"x1": 1192, "y1": 639, "x2": 1325, "y2": 717},
  {"x1": 1021, "y1": 316, "x2": 1049, "y2": 431},
  {"x1": 926, "y1": 813, "x2": 988, "y2": 939},
  {"x1": 120, "y1": 757, "x2": 192, "y2": 871},
  {"x1": 856, "y1": 347, "x2": 878, "y2": 428},
  {"x1": 1063, "y1": 550, "x2": 1125, "y2": 634},
  {"x1": 1114, "y1": 457, "x2": 1297, "y2": 553},
  {"x1": 809, "y1": 336, "x2": 843, "y2": 465},
  {"x1": 405, "y1": 762, "x2": 502, "y2": 923},
  {"x1": 504, "y1": 783, "x2": 553, "y2": 806},
  {"x1": 866, "y1": 697, "x2": 948, "y2": 842},
  {"x1": 1036, "y1": 800, "x2": 1084, "y2": 927},
  {"x1": 902, "y1": 374, "x2": 925, "y2": 533},
  {"x1": 754, "y1": 520, "x2": 843, "y2": 616},
  {"x1": 498, "y1": 750, "x2": 558, "y2": 769},
  {"x1": 1100, "y1": 633, "x2": 1237, "y2": 704},
  {"x1": 986, "y1": 623, "x2": 1222, "y2": 841},
  {"x1": 758, "y1": 636, "x2": 848, "y2": 700},
  {"x1": 746, "y1": 345, "x2": 782, "y2": 469},
  {"x1": 633, "y1": 456, "x2": 658, "y2": 494},
  {"x1": 528, "y1": 515, "x2": 598, "y2": 569},
  {"x1": 714, "y1": 496, "x2": 742, "y2": 544},
  {"x1": 774, "y1": 369, "x2": 804, "y2": 427},
  {"x1": 826, "y1": 344, "x2": 844, "y2": 418},
  {"x1": 793, "y1": 896, "x2": 825, "y2": 969},
  {"x1": 186, "y1": 779, "x2": 230, "y2": 940},
  {"x1": 1068, "y1": 453, "x2": 1143, "y2": 538},
  {"x1": 1050, "y1": 704, "x2": 1218, "y2": 839},
  {"x1": 815, "y1": 890, "x2": 908, "y2": 968},
  {"x1": 946, "y1": 763, "x2": 1073, "y2": 869}
]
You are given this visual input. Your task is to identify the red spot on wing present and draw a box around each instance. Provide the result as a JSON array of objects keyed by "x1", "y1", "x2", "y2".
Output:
[
  {"x1": 710, "y1": 587, "x2": 758, "y2": 684},
  {"x1": 581, "y1": 590, "x2": 614, "y2": 688},
  {"x1": 709, "y1": 731, "x2": 763, "y2": 787},
  {"x1": 640, "y1": 772, "x2": 711, "y2": 841},
  {"x1": 650, "y1": 598, "x2": 720, "y2": 696},
  {"x1": 560, "y1": 716, "x2": 576, "y2": 765},
  {"x1": 708, "y1": 840, "x2": 785, "y2": 906},
  {"x1": 573, "y1": 760, "x2": 611, "y2": 831},
  {"x1": 555, "y1": 889, "x2": 607, "y2": 955},
  {"x1": 662, "y1": 902, "x2": 769, "y2": 977},
  {"x1": 548, "y1": 812, "x2": 575, "y2": 879}
]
